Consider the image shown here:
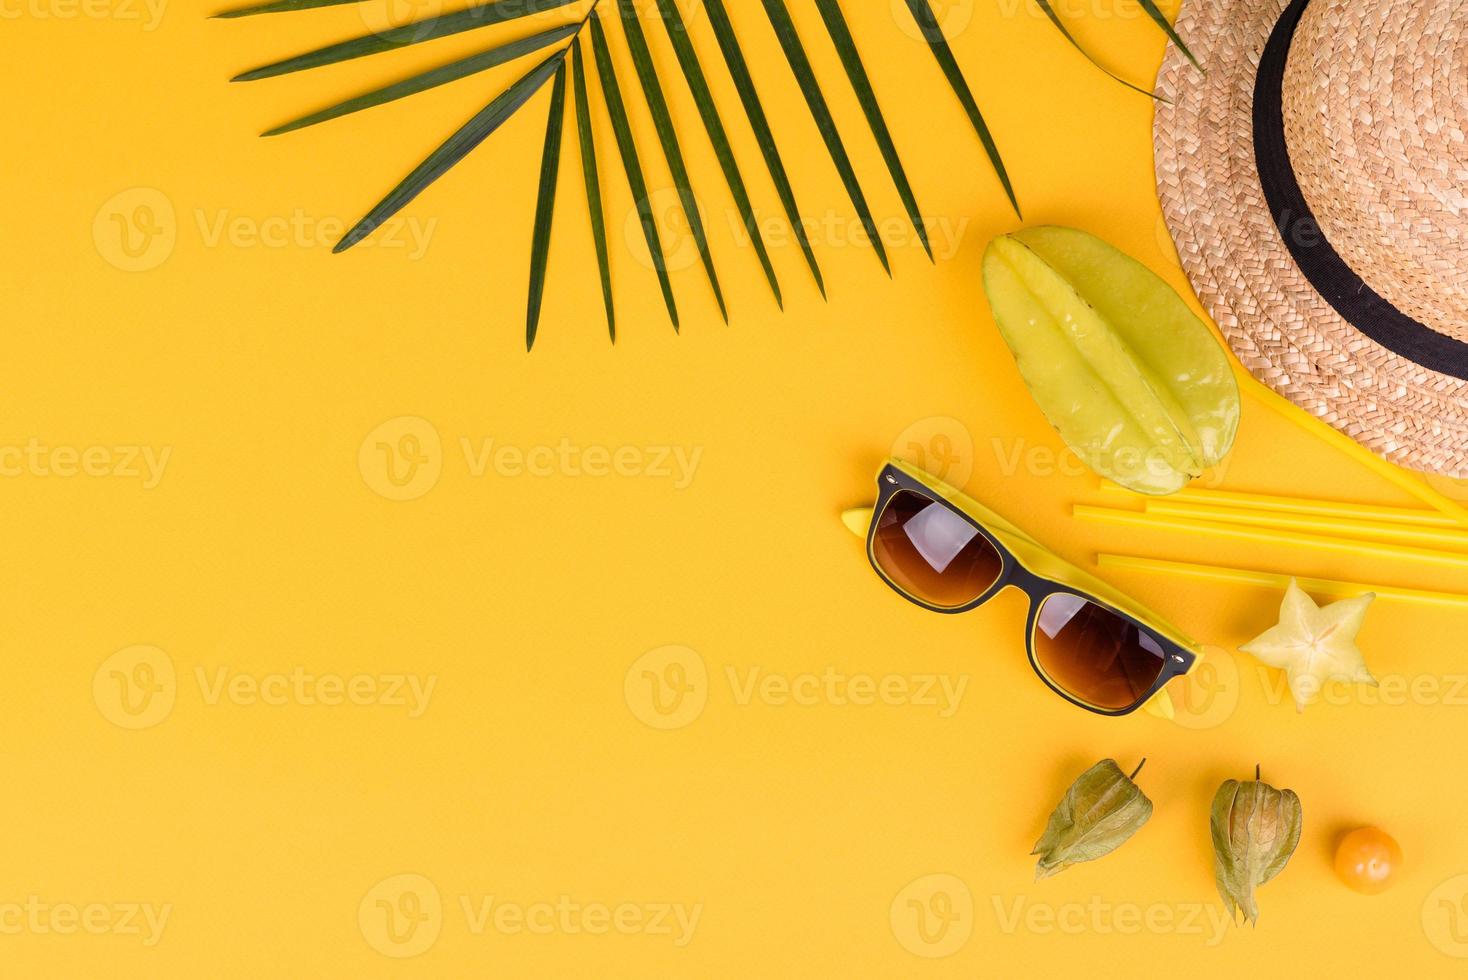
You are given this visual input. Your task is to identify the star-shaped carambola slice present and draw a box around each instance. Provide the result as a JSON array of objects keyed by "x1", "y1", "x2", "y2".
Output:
[{"x1": 1239, "y1": 579, "x2": 1377, "y2": 712}]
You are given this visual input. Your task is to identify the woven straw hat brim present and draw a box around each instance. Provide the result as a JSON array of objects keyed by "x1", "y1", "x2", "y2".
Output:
[{"x1": 1154, "y1": 0, "x2": 1468, "y2": 479}]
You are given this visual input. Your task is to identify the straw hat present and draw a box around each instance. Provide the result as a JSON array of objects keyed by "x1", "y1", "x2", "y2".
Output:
[{"x1": 1154, "y1": 0, "x2": 1468, "y2": 478}]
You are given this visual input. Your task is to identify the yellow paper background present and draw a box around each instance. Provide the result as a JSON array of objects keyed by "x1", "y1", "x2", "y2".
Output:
[{"x1": 6, "y1": 0, "x2": 1468, "y2": 974}]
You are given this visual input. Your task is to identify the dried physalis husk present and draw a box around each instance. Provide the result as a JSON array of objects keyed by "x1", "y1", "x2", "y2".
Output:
[
  {"x1": 1210, "y1": 767, "x2": 1303, "y2": 925},
  {"x1": 1033, "y1": 759, "x2": 1152, "y2": 880}
]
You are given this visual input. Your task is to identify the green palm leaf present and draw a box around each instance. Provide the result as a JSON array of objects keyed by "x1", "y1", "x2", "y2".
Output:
[
  {"x1": 1137, "y1": 0, "x2": 1203, "y2": 73},
  {"x1": 813, "y1": 0, "x2": 930, "y2": 261},
  {"x1": 901, "y1": 0, "x2": 1020, "y2": 219},
  {"x1": 615, "y1": 0, "x2": 727, "y2": 322},
  {"x1": 213, "y1": 0, "x2": 364, "y2": 18},
  {"x1": 570, "y1": 38, "x2": 615, "y2": 341},
  {"x1": 652, "y1": 0, "x2": 781, "y2": 308},
  {"x1": 335, "y1": 51, "x2": 565, "y2": 253},
  {"x1": 527, "y1": 64, "x2": 569, "y2": 351},
  {"x1": 589, "y1": 12, "x2": 679, "y2": 330},
  {"x1": 760, "y1": 0, "x2": 889, "y2": 275},
  {"x1": 701, "y1": 0, "x2": 824, "y2": 297},
  {"x1": 232, "y1": 0, "x2": 580, "y2": 82},
  {"x1": 262, "y1": 24, "x2": 579, "y2": 136},
  {"x1": 1031, "y1": 0, "x2": 1160, "y2": 101},
  {"x1": 226, "y1": 0, "x2": 1167, "y2": 343}
]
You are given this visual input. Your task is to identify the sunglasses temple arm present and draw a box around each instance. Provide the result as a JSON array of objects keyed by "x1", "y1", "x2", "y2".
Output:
[
  {"x1": 1141, "y1": 687, "x2": 1175, "y2": 720},
  {"x1": 842, "y1": 506, "x2": 874, "y2": 538}
]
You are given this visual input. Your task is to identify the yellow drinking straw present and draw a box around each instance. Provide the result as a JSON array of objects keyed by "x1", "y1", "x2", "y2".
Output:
[
  {"x1": 1073, "y1": 505, "x2": 1468, "y2": 571},
  {"x1": 1098, "y1": 481, "x2": 1461, "y2": 528},
  {"x1": 1143, "y1": 500, "x2": 1468, "y2": 551},
  {"x1": 1236, "y1": 369, "x2": 1468, "y2": 527},
  {"x1": 1096, "y1": 554, "x2": 1468, "y2": 609}
]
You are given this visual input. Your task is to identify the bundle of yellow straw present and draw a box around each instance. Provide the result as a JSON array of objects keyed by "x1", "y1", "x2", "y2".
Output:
[{"x1": 1081, "y1": 373, "x2": 1468, "y2": 608}]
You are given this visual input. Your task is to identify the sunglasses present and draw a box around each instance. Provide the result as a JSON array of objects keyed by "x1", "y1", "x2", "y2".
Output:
[{"x1": 850, "y1": 461, "x2": 1200, "y2": 716}]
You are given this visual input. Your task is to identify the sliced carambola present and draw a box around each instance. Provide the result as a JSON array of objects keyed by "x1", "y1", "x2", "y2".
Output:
[
  {"x1": 987, "y1": 235, "x2": 1202, "y2": 480},
  {"x1": 983, "y1": 241, "x2": 1189, "y2": 494},
  {"x1": 1013, "y1": 226, "x2": 1239, "y2": 466},
  {"x1": 981, "y1": 226, "x2": 1239, "y2": 494}
]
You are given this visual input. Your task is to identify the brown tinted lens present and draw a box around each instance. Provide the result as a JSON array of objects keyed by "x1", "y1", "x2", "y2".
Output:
[
  {"x1": 1033, "y1": 593, "x2": 1168, "y2": 710},
  {"x1": 872, "y1": 489, "x2": 1003, "y2": 608}
]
